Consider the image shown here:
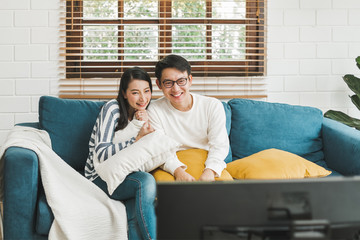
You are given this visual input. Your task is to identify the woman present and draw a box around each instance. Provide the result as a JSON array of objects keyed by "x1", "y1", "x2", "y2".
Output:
[{"x1": 85, "y1": 67, "x2": 156, "y2": 240}]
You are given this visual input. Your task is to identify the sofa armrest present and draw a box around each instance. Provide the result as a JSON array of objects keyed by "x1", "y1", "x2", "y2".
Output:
[
  {"x1": 322, "y1": 118, "x2": 360, "y2": 175},
  {"x1": 3, "y1": 146, "x2": 40, "y2": 239}
]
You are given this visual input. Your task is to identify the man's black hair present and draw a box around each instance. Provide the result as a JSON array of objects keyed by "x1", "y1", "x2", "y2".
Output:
[{"x1": 155, "y1": 54, "x2": 191, "y2": 82}]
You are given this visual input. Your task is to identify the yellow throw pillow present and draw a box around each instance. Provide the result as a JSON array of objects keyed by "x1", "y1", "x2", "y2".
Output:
[
  {"x1": 151, "y1": 149, "x2": 233, "y2": 181},
  {"x1": 226, "y1": 148, "x2": 332, "y2": 179}
]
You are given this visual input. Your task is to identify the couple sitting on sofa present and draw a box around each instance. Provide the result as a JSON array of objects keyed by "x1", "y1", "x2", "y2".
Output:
[{"x1": 89, "y1": 54, "x2": 230, "y2": 239}]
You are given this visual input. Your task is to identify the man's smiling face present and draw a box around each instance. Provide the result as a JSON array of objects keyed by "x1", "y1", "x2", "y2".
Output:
[{"x1": 156, "y1": 67, "x2": 193, "y2": 111}]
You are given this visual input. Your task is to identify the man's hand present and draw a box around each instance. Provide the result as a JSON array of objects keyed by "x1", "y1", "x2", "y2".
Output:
[
  {"x1": 199, "y1": 168, "x2": 216, "y2": 181},
  {"x1": 174, "y1": 167, "x2": 195, "y2": 182}
]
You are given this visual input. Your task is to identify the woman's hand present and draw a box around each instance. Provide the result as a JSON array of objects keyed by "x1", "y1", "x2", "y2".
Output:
[
  {"x1": 134, "y1": 110, "x2": 149, "y2": 122},
  {"x1": 174, "y1": 167, "x2": 195, "y2": 182},
  {"x1": 136, "y1": 121, "x2": 154, "y2": 141}
]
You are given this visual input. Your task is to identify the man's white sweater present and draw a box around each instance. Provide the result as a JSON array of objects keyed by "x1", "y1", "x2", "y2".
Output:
[{"x1": 147, "y1": 93, "x2": 229, "y2": 177}]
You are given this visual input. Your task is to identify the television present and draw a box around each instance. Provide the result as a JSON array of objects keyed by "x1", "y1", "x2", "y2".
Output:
[{"x1": 156, "y1": 176, "x2": 360, "y2": 240}]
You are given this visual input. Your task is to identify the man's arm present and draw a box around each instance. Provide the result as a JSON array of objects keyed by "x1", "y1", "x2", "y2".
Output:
[{"x1": 202, "y1": 99, "x2": 229, "y2": 179}]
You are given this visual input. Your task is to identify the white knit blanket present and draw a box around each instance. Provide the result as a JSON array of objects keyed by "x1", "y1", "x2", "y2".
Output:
[{"x1": 0, "y1": 126, "x2": 127, "y2": 240}]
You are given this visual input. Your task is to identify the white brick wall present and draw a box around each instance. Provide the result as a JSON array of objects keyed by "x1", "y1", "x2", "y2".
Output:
[
  {"x1": 317, "y1": 43, "x2": 348, "y2": 58},
  {"x1": 300, "y1": 27, "x2": 331, "y2": 42},
  {"x1": 284, "y1": 10, "x2": 316, "y2": 26},
  {"x1": 300, "y1": 0, "x2": 332, "y2": 9},
  {"x1": 267, "y1": 0, "x2": 360, "y2": 118},
  {"x1": 0, "y1": 0, "x2": 58, "y2": 145},
  {"x1": 1, "y1": 0, "x2": 360, "y2": 146},
  {"x1": 317, "y1": 10, "x2": 348, "y2": 26},
  {"x1": 0, "y1": 80, "x2": 14, "y2": 95},
  {"x1": 0, "y1": 28, "x2": 30, "y2": 44},
  {"x1": 0, "y1": 11, "x2": 13, "y2": 27},
  {"x1": 15, "y1": 11, "x2": 48, "y2": 27},
  {"x1": 284, "y1": 43, "x2": 316, "y2": 58},
  {"x1": 0, "y1": 46, "x2": 13, "y2": 61},
  {"x1": 16, "y1": 79, "x2": 50, "y2": 95},
  {"x1": 333, "y1": 0, "x2": 360, "y2": 9},
  {"x1": 15, "y1": 45, "x2": 48, "y2": 61}
]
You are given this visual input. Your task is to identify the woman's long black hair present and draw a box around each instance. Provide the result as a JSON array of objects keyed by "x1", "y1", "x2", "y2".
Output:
[{"x1": 116, "y1": 67, "x2": 152, "y2": 131}]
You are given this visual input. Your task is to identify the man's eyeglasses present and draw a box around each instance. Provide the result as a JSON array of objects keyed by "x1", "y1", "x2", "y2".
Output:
[{"x1": 162, "y1": 78, "x2": 187, "y2": 88}]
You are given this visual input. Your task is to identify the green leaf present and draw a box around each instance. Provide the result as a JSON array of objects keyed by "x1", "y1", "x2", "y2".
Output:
[
  {"x1": 343, "y1": 74, "x2": 360, "y2": 97},
  {"x1": 356, "y1": 56, "x2": 360, "y2": 70},
  {"x1": 326, "y1": 56, "x2": 360, "y2": 130},
  {"x1": 324, "y1": 110, "x2": 360, "y2": 130},
  {"x1": 350, "y1": 95, "x2": 360, "y2": 111}
]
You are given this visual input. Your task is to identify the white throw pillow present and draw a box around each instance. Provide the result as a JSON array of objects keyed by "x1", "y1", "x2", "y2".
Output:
[
  {"x1": 95, "y1": 130, "x2": 179, "y2": 195},
  {"x1": 112, "y1": 119, "x2": 144, "y2": 144}
]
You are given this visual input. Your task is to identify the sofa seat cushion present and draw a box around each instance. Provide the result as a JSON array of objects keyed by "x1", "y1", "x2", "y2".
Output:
[
  {"x1": 228, "y1": 99, "x2": 324, "y2": 163},
  {"x1": 36, "y1": 191, "x2": 53, "y2": 235},
  {"x1": 39, "y1": 96, "x2": 105, "y2": 171},
  {"x1": 313, "y1": 159, "x2": 343, "y2": 177}
]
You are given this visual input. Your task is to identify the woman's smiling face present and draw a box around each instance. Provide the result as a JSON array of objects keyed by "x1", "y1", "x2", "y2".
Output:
[{"x1": 124, "y1": 79, "x2": 152, "y2": 111}]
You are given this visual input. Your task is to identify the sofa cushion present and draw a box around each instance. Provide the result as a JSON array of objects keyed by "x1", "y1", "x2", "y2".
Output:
[
  {"x1": 226, "y1": 148, "x2": 331, "y2": 179},
  {"x1": 39, "y1": 96, "x2": 104, "y2": 171},
  {"x1": 151, "y1": 149, "x2": 233, "y2": 181},
  {"x1": 97, "y1": 130, "x2": 181, "y2": 195},
  {"x1": 228, "y1": 99, "x2": 324, "y2": 163},
  {"x1": 222, "y1": 102, "x2": 232, "y2": 163}
]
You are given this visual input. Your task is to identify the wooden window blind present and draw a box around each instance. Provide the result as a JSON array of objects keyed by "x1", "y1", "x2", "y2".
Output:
[{"x1": 60, "y1": 0, "x2": 266, "y2": 99}]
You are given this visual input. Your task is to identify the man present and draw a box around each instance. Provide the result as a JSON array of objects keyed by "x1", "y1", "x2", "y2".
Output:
[{"x1": 147, "y1": 54, "x2": 229, "y2": 181}]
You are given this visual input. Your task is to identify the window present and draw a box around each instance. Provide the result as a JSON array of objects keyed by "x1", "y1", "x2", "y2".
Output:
[{"x1": 60, "y1": 0, "x2": 266, "y2": 99}]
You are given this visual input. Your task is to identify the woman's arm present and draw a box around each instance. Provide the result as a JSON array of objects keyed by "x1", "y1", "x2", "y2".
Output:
[{"x1": 94, "y1": 100, "x2": 136, "y2": 163}]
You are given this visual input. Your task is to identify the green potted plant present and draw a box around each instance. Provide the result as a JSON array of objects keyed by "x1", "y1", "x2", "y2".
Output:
[{"x1": 324, "y1": 56, "x2": 360, "y2": 130}]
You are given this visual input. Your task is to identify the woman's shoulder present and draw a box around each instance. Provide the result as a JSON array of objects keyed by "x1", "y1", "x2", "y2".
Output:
[{"x1": 101, "y1": 99, "x2": 119, "y2": 114}]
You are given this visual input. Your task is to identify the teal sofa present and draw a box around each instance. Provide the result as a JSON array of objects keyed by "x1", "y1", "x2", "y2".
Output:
[{"x1": 3, "y1": 96, "x2": 360, "y2": 239}]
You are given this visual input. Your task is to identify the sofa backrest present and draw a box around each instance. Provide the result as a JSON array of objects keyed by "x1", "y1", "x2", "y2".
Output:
[
  {"x1": 39, "y1": 96, "x2": 104, "y2": 172},
  {"x1": 222, "y1": 101, "x2": 232, "y2": 163},
  {"x1": 38, "y1": 96, "x2": 324, "y2": 172},
  {"x1": 38, "y1": 96, "x2": 234, "y2": 171},
  {"x1": 227, "y1": 99, "x2": 324, "y2": 163}
]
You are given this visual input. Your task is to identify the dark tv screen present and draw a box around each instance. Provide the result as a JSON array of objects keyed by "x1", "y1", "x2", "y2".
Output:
[{"x1": 156, "y1": 177, "x2": 360, "y2": 240}]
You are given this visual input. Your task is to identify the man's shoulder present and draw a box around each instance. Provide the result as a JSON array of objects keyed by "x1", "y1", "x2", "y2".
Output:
[
  {"x1": 147, "y1": 97, "x2": 167, "y2": 112},
  {"x1": 194, "y1": 93, "x2": 222, "y2": 107}
]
